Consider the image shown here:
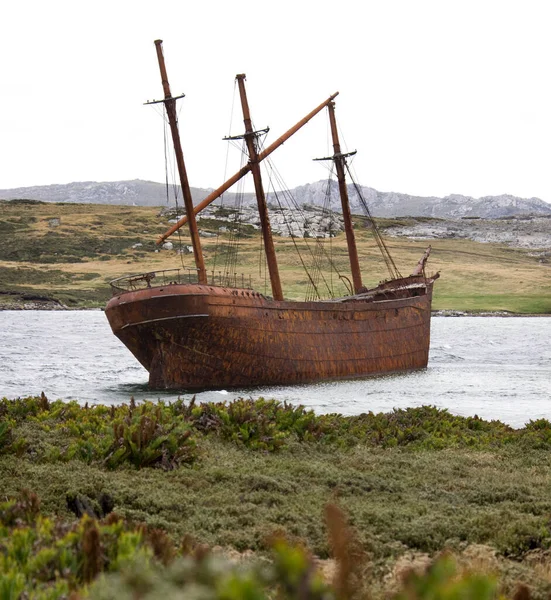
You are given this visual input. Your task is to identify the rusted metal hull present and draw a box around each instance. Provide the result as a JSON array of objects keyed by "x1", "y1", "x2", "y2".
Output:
[{"x1": 105, "y1": 276, "x2": 435, "y2": 390}]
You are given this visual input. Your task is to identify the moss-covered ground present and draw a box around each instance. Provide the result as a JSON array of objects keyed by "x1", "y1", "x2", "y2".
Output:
[
  {"x1": 2, "y1": 396, "x2": 551, "y2": 597},
  {"x1": 1, "y1": 200, "x2": 549, "y2": 312}
]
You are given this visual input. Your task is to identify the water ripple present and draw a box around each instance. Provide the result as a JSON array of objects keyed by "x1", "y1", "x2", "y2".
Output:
[{"x1": 0, "y1": 312, "x2": 550, "y2": 427}]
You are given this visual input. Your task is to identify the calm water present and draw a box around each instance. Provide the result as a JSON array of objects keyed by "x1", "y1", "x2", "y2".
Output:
[{"x1": 0, "y1": 311, "x2": 550, "y2": 428}]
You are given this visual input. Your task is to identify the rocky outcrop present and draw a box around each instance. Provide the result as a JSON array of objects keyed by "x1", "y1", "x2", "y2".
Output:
[
  {"x1": 160, "y1": 205, "x2": 345, "y2": 238},
  {"x1": 158, "y1": 206, "x2": 551, "y2": 249},
  {"x1": 383, "y1": 215, "x2": 551, "y2": 250}
]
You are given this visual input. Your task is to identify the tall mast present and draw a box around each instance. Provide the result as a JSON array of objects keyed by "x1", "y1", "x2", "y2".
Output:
[
  {"x1": 236, "y1": 74, "x2": 283, "y2": 301},
  {"x1": 153, "y1": 39, "x2": 207, "y2": 285},
  {"x1": 327, "y1": 101, "x2": 363, "y2": 293}
]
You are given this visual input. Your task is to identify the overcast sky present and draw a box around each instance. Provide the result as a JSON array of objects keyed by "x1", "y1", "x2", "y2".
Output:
[{"x1": 1, "y1": 0, "x2": 550, "y2": 202}]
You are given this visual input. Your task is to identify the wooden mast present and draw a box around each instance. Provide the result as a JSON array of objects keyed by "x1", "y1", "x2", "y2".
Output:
[
  {"x1": 235, "y1": 74, "x2": 283, "y2": 301},
  {"x1": 153, "y1": 39, "x2": 207, "y2": 285},
  {"x1": 327, "y1": 101, "x2": 363, "y2": 293},
  {"x1": 157, "y1": 92, "x2": 339, "y2": 245}
]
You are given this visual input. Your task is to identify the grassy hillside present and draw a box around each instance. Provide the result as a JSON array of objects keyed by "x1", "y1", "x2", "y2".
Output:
[
  {"x1": 0, "y1": 200, "x2": 549, "y2": 313},
  {"x1": 4, "y1": 396, "x2": 551, "y2": 598}
]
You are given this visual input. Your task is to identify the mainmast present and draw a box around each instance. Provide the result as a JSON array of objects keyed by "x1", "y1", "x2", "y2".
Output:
[
  {"x1": 235, "y1": 74, "x2": 283, "y2": 301},
  {"x1": 326, "y1": 101, "x2": 363, "y2": 293},
  {"x1": 153, "y1": 39, "x2": 207, "y2": 285}
]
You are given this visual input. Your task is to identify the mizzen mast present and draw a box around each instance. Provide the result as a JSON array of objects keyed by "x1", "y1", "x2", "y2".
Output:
[
  {"x1": 315, "y1": 102, "x2": 363, "y2": 293},
  {"x1": 153, "y1": 39, "x2": 207, "y2": 285},
  {"x1": 235, "y1": 74, "x2": 283, "y2": 301}
]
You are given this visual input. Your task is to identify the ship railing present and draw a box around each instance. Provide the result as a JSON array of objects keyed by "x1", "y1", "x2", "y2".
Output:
[{"x1": 109, "y1": 268, "x2": 253, "y2": 294}]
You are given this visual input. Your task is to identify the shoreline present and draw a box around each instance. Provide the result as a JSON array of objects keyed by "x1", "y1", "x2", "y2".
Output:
[{"x1": 0, "y1": 295, "x2": 102, "y2": 311}]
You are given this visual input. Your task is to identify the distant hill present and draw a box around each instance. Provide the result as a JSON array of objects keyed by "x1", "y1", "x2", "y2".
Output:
[
  {"x1": 294, "y1": 180, "x2": 551, "y2": 218},
  {"x1": 0, "y1": 180, "x2": 212, "y2": 207},
  {"x1": 1, "y1": 178, "x2": 550, "y2": 219}
]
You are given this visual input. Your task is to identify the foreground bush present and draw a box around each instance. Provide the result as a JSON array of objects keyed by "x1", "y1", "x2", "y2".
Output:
[
  {"x1": 0, "y1": 490, "x2": 153, "y2": 598},
  {"x1": 3, "y1": 399, "x2": 551, "y2": 597},
  {"x1": 3, "y1": 395, "x2": 551, "y2": 470},
  {"x1": 0, "y1": 395, "x2": 197, "y2": 469},
  {"x1": 0, "y1": 490, "x2": 510, "y2": 600}
]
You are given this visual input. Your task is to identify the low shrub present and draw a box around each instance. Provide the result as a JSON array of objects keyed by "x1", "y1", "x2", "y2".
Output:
[
  {"x1": 0, "y1": 491, "x2": 510, "y2": 599},
  {"x1": 0, "y1": 396, "x2": 197, "y2": 469},
  {"x1": 2, "y1": 395, "x2": 551, "y2": 470}
]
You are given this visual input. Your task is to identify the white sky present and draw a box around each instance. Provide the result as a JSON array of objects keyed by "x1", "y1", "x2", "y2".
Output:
[{"x1": 1, "y1": 0, "x2": 550, "y2": 202}]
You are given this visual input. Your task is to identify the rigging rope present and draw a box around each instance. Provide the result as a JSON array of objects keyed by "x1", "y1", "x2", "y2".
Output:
[
  {"x1": 262, "y1": 153, "x2": 344, "y2": 300},
  {"x1": 162, "y1": 107, "x2": 187, "y2": 272},
  {"x1": 305, "y1": 172, "x2": 337, "y2": 300},
  {"x1": 163, "y1": 119, "x2": 170, "y2": 205},
  {"x1": 212, "y1": 80, "x2": 238, "y2": 284},
  {"x1": 345, "y1": 163, "x2": 401, "y2": 280},
  {"x1": 210, "y1": 94, "x2": 403, "y2": 297}
]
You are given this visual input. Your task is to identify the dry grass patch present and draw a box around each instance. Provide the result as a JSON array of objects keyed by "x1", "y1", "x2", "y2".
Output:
[{"x1": 1, "y1": 201, "x2": 549, "y2": 311}]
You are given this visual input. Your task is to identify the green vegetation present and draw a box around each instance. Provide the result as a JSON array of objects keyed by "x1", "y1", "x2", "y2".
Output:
[
  {"x1": 3, "y1": 396, "x2": 551, "y2": 597},
  {"x1": 0, "y1": 266, "x2": 99, "y2": 285},
  {"x1": 0, "y1": 200, "x2": 549, "y2": 311},
  {"x1": 0, "y1": 490, "x2": 508, "y2": 599}
]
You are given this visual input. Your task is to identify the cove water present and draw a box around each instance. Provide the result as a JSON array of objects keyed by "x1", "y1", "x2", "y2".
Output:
[{"x1": 1, "y1": 311, "x2": 549, "y2": 428}]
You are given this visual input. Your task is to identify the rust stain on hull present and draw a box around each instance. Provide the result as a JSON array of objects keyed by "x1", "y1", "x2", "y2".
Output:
[{"x1": 105, "y1": 276, "x2": 435, "y2": 390}]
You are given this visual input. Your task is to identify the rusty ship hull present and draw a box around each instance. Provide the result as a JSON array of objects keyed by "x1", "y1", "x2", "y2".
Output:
[{"x1": 105, "y1": 275, "x2": 435, "y2": 390}]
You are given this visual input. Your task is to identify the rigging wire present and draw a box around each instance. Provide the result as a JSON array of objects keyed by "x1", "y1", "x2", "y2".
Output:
[
  {"x1": 217, "y1": 141, "x2": 248, "y2": 287},
  {"x1": 262, "y1": 153, "x2": 344, "y2": 300},
  {"x1": 259, "y1": 135, "x2": 348, "y2": 291},
  {"x1": 208, "y1": 92, "x2": 402, "y2": 295},
  {"x1": 345, "y1": 163, "x2": 401, "y2": 280},
  {"x1": 329, "y1": 107, "x2": 402, "y2": 281},
  {"x1": 264, "y1": 174, "x2": 322, "y2": 300},
  {"x1": 161, "y1": 107, "x2": 187, "y2": 272},
  {"x1": 305, "y1": 172, "x2": 336, "y2": 300},
  {"x1": 163, "y1": 118, "x2": 169, "y2": 205},
  {"x1": 212, "y1": 79, "x2": 238, "y2": 282}
]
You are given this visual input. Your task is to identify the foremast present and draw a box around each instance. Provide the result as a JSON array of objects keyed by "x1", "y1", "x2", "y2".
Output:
[{"x1": 153, "y1": 40, "x2": 207, "y2": 285}]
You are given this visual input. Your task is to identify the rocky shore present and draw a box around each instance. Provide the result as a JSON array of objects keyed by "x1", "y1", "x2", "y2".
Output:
[
  {"x1": 0, "y1": 292, "x2": 68, "y2": 311},
  {"x1": 163, "y1": 206, "x2": 551, "y2": 252},
  {"x1": 165, "y1": 204, "x2": 346, "y2": 239}
]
